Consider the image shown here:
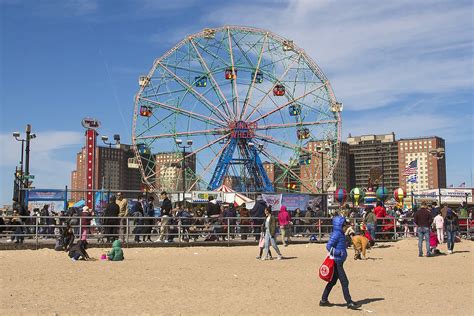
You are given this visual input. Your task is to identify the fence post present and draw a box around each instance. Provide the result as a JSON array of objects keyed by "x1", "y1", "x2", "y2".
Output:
[
  {"x1": 178, "y1": 219, "x2": 182, "y2": 244},
  {"x1": 227, "y1": 218, "x2": 230, "y2": 247},
  {"x1": 467, "y1": 218, "x2": 470, "y2": 240},
  {"x1": 79, "y1": 216, "x2": 82, "y2": 240},
  {"x1": 35, "y1": 216, "x2": 39, "y2": 250},
  {"x1": 126, "y1": 218, "x2": 129, "y2": 248},
  {"x1": 318, "y1": 219, "x2": 321, "y2": 241},
  {"x1": 393, "y1": 217, "x2": 397, "y2": 240}
]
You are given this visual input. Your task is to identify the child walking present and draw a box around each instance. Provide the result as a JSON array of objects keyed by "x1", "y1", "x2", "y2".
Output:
[
  {"x1": 429, "y1": 227, "x2": 439, "y2": 255},
  {"x1": 256, "y1": 231, "x2": 272, "y2": 259},
  {"x1": 433, "y1": 211, "x2": 444, "y2": 243}
]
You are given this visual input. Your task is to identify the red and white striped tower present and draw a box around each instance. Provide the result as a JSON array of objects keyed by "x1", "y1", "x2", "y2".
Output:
[{"x1": 81, "y1": 118, "x2": 101, "y2": 209}]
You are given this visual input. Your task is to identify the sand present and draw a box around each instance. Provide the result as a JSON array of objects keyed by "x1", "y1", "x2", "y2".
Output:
[{"x1": 0, "y1": 239, "x2": 472, "y2": 315}]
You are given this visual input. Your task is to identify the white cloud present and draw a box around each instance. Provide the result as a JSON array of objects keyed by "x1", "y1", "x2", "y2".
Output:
[{"x1": 202, "y1": 0, "x2": 474, "y2": 111}]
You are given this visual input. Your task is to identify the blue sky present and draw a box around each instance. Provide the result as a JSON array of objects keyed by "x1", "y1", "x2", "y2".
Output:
[{"x1": 0, "y1": 0, "x2": 473, "y2": 205}]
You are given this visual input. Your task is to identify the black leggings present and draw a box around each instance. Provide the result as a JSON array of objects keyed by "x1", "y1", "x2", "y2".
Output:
[{"x1": 321, "y1": 261, "x2": 352, "y2": 303}]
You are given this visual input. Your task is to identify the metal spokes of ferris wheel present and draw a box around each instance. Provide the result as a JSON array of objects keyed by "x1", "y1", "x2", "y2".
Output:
[{"x1": 132, "y1": 25, "x2": 342, "y2": 194}]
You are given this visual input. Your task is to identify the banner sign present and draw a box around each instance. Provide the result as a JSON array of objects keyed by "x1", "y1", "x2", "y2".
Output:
[
  {"x1": 191, "y1": 191, "x2": 223, "y2": 203},
  {"x1": 281, "y1": 194, "x2": 310, "y2": 210},
  {"x1": 416, "y1": 189, "x2": 472, "y2": 203},
  {"x1": 28, "y1": 189, "x2": 66, "y2": 201},
  {"x1": 28, "y1": 201, "x2": 65, "y2": 212},
  {"x1": 262, "y1": 194, "x2": 282, "y2": 211}
]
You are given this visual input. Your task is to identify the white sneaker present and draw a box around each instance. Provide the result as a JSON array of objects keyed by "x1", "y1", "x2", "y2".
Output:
[
  {"x1": 448, "y1": 250, "x2": 452, "y2": 254},
  {"x1": 277, "y1": 255, "x2": 283, "y2": 260}
]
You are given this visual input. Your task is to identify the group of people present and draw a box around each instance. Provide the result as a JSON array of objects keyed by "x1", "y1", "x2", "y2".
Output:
[
  {"x1": 54, "y1": 224, "x2": 124, "y2": 262},
  {"x1": 414, "y1": 201, "x2": 460, "y2": 257}
]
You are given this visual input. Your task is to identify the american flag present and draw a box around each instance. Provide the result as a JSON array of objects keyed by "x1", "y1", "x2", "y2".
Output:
[
  {"x1": 407, "y1": 174, "x2": 418, "y2": 183},
  {"x1": 403, "y1": 159, "x2": 418, "y2": 176}
]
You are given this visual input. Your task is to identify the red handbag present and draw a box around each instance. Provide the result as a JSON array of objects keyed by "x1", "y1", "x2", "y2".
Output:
[{"x1": 319, "y1": 248, "x2": 335, "y2": 282}]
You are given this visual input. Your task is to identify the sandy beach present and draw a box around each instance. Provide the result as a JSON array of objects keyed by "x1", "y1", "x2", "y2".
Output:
[{"x1": 0, "y1": 239, "x2": 472, "y2": 315}]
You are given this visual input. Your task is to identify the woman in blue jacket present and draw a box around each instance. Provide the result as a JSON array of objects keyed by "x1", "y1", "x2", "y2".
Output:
[{"x1": 320, "y1": 216, "x2": 360, "y2": 310}]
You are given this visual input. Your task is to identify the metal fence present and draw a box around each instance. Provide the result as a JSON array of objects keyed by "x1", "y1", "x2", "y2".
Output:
[{"x1": 1, "y1": 215, "x2": 472, "y2": 249}]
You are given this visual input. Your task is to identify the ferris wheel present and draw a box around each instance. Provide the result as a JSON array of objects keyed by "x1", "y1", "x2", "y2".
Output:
[{"x1": 132, "y1": 26, "x2": 342, "y2": 194}]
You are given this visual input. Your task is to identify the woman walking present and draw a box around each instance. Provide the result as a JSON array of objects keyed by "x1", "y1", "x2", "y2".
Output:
[
  {"x1": 445, "y1": 210, "x2": 459, "y2": 254},
  {"x1": 261, "y1": 207, "x2": 283, "y2": 260},
  {"x1": 277, "y1": 205, "x2": 291, "y2": 246},
  {"x1": 320, "y1": 216, "x2": 360, "y2": 310}
]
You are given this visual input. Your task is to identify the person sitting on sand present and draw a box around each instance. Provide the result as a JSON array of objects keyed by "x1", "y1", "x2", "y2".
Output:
[
  {"x1": 107, "y1": 239, "x2": 124, "y2": 261},
  {"x1": 68, "y1": 240, "x2": 90, "y2": 261},
  {"x1": 62, "y1": 225, "x2": 75, "y2": 251}
]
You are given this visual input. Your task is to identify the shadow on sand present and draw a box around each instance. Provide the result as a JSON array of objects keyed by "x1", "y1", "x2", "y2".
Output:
[{"x1": 333, "y1": 297, "x2": 385, "y2": 308}]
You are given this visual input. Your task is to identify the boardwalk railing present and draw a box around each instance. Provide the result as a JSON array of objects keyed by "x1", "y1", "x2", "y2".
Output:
[{"x1": 0, "y1": 215, "x2": 471, "y2": 248}]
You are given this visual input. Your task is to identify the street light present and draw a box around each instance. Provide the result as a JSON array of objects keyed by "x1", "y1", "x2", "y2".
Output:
[
  {"x1": 376, "y1": 146, "x2": 385, "y2": 187},
  {"x1": 12, "y1": 125, "x2": 36, "y2": 206},
  {"x1": 316, "y1": 145, "x2": 330, "y2": 194},
  {"x1": 429, "y1": 147, "x2": 445, "y2": 205},
  {"x1": 13, "y1": 132, "x2": 25, "y2": 205},
  {"x1": 102, "y1": 134, "x2": 121, "y2": 201},
  {"x1": 176, "y1": 139, "x2": 193, "y2": 202}
]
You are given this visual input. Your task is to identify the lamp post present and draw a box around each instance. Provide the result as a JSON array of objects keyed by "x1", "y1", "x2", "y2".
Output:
[
  {"x1": 315, "y1": 145, "x2": 330, "y2": 214},
  {"x1": 376, "y1": 146, "x2": 385, "y2": 205},
  {"x1": 429, "y1": 148, "x2": 445, "y2": 205},
  {"x1": 101, "y1": 134, "x2": 120, "y2": 201},
  {"x1": 12, "y1": 125, "x2": 36, "y2": 206},
  {"x1": 176, "y1": 139, "x2": 193, "y2": 202},
  {"x1": 13, "y1": 132, "x2": 25, "y2": 205},
  {"x1": 316, "y1": 145, "x2": 330, "y2": 194}
]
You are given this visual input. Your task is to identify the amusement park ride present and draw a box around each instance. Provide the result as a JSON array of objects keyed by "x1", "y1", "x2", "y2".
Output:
[{"x1": 132, "y1": 26, "x2": 342, "y2": 194}]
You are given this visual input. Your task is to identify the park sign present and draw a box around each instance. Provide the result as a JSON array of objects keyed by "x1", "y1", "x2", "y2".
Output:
[
  {"x1": 81, "y1": 118, "x2": 101, "y2": 130},
  {"x1": 191, "y1": 191, "x2": 223, "y2": 203}
]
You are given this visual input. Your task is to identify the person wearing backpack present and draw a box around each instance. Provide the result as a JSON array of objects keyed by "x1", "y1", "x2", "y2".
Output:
[{"x1": 320, "y1": 216, "x2": 360, "y2": 310}]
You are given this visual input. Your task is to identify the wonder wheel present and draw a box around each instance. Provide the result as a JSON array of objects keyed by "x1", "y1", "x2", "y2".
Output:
[{"x1": 132, "y1": 26, "x2": 342, "y2": 193}]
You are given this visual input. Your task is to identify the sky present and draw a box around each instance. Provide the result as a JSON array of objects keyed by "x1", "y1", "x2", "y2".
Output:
[{"x1": 0, "y1": 0, "x2": 473, "y2": 205}]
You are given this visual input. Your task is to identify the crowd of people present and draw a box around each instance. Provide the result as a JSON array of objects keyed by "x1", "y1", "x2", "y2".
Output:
[{"x1": 1, "y1": 193, "x2": 472, "y2": 248}]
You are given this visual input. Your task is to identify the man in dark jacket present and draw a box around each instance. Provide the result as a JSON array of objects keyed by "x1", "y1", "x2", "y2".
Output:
[
  {"x1": 251, "y1": 197, "x2": 267, "y2": 241},
  {"x1": 206, "y1": 196, "x2": 221, "y2": 217},
  {"x1": 320, "y1": 216, "x2": 360, "y2": 310},
  {"x1": 445, "y1": 210, "x2": 459, "y2": 254},
  {"x1": 157, "y1": 192, "x2": 172, "y2": 242},
  {"x1": 104, "y1": 196, "x2": 120, "y2": 243},
  {"x1": 414, "y1": 202, "x2": 433, "y2": 257}
]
